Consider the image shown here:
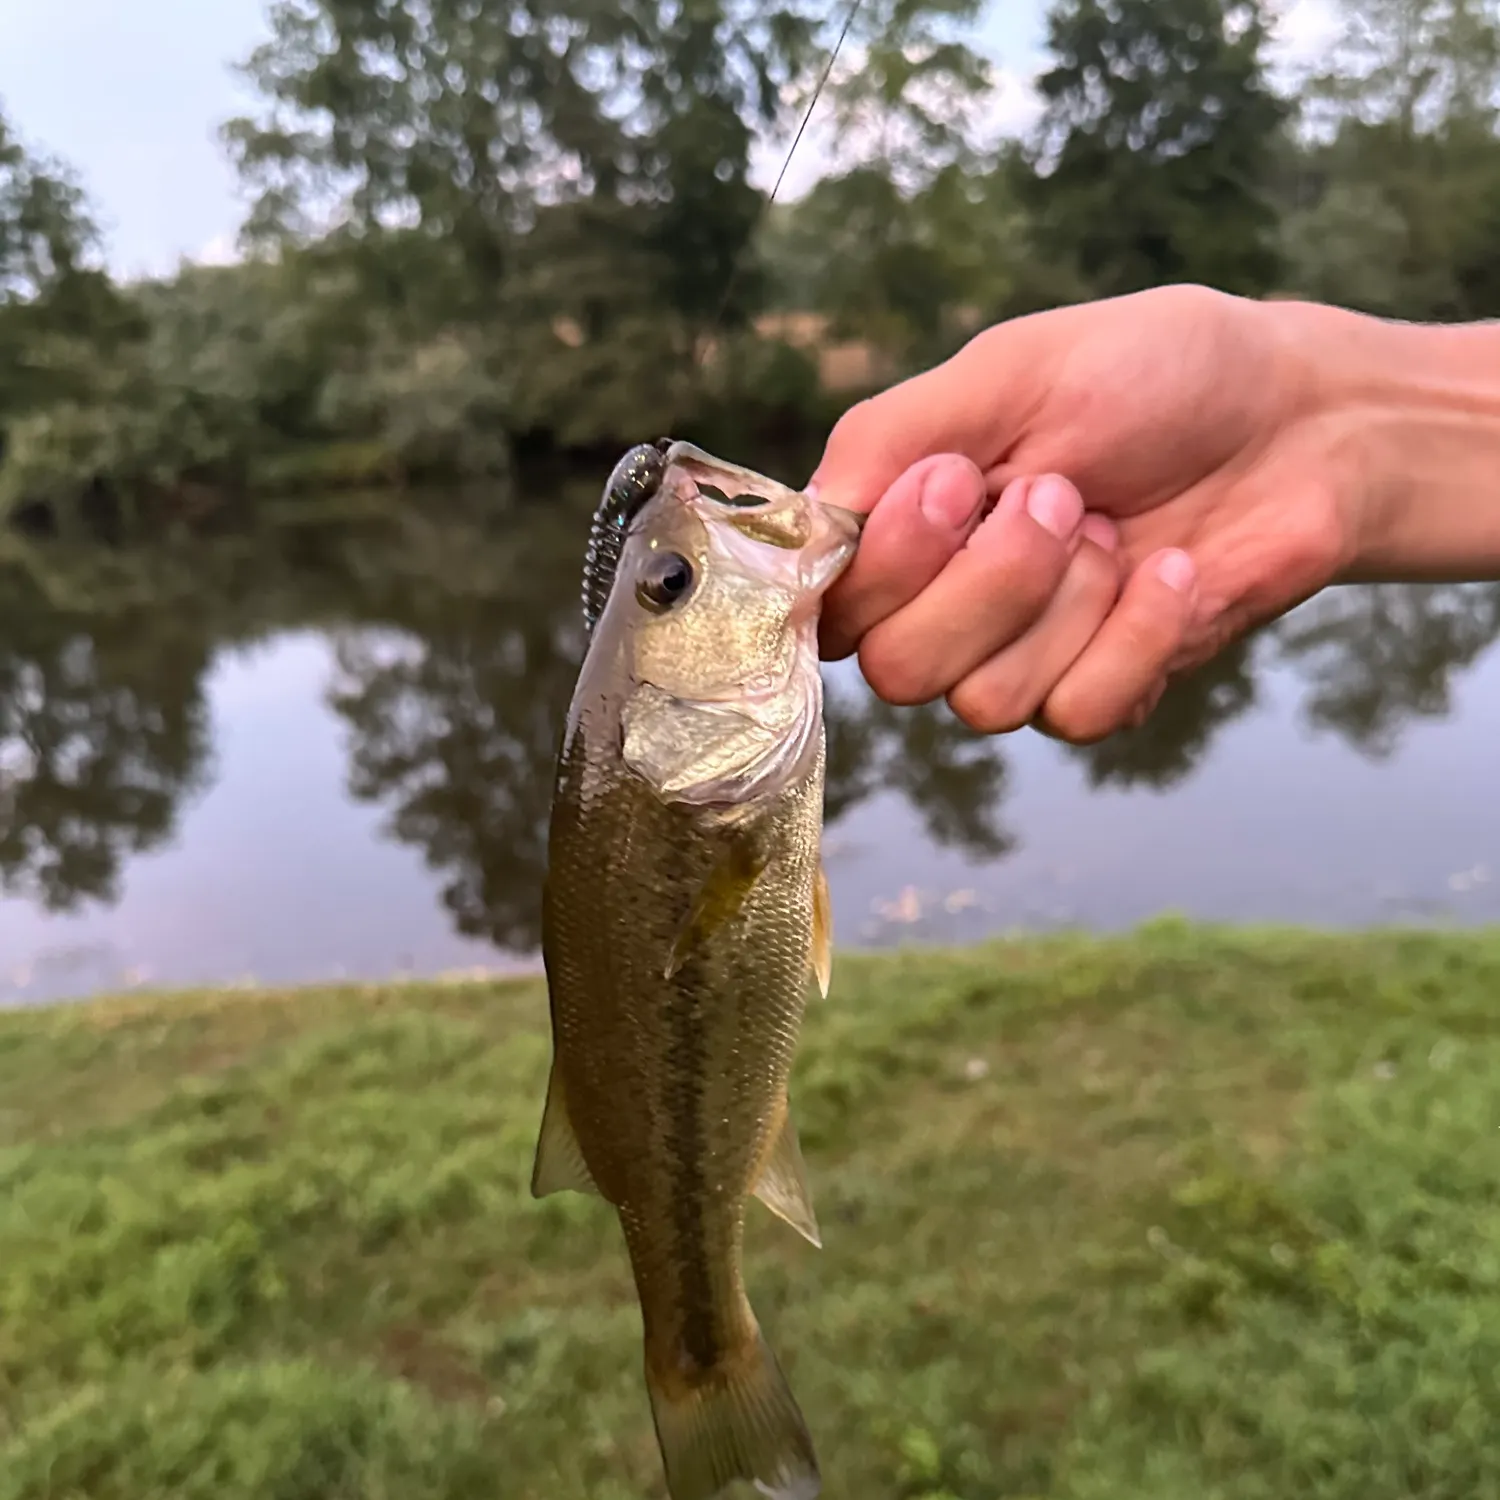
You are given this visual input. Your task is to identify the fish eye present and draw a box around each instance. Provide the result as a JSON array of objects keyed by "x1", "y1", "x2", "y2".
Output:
[
  {"x1": 696, "y1": 481, "x2": 767, "y2": 508},
  {"x1": 636, "y1": 551, "x2": 696, "y2": 613}
]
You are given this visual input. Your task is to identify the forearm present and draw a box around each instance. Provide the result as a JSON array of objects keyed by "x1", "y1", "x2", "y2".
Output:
[{"x1": 1288, "y1": 302, "x2": 1500, "y2": 584}]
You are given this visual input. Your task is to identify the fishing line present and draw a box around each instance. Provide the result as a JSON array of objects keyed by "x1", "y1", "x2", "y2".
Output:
[
  {"x1": 687, "y1": 0, "x2": 869, "y2": 417},
  {"x1": 586, "y1": 5, "x2": 867, "y2": 632}
]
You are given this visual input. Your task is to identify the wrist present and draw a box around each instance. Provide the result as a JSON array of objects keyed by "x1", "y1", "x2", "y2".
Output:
[{"x1": 1277, "y1": 300, "x2": 1500, "y2": 583}]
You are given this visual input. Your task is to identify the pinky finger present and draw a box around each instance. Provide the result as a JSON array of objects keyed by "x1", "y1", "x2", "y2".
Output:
[{"x1": 1035, "y1": 549, "x2": 1199, "y2": 744}]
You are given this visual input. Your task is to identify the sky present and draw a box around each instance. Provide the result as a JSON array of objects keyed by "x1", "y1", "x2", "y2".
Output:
[{"x1": 0, "y1": 0, "x2": 1340, "y2": 282}]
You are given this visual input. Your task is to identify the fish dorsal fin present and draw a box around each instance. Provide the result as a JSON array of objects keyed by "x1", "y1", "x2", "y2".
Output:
[
  {"x1": 753, "y1": 1105, "x2": 822, "y2": 1249},
  {"x1": 665, "y1": 833, "x2": 772, "y2": 981},
  {"x1": 530, "y1": 1065, "x2": 602, "y2": 1200},
  {"x1": 811, "y1": 861, "x2": 832, "y2": 1000}
]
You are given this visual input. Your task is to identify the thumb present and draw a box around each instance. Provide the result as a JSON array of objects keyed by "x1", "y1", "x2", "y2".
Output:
[{"x1": 808, "y1": 317, "x2": 1053, "y2": 515}]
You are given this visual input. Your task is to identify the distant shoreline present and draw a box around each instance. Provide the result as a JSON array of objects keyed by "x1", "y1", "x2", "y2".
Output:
[{"x1": 8, "y1": 918, "x2": 1500, "y2": 1017}]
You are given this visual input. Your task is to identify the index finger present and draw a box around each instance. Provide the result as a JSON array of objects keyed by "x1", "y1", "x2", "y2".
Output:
[{"x1": 807, "y1": 314, "x2": 1059, "y2": 516}]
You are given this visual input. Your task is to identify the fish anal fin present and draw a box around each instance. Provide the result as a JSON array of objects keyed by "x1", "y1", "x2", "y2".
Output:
[
  {"x1": 666, "y1": 835, "x2": 772, "y2": 981},
  {"x1": 645, "y1": 1327, "x2": 821, "y2": 1500},
  {"x1": 530, "y1": 1065, "x2": 602, "y2": 1200},
  {"x1": 752, "y1": 1106, "x2": 821, "y2": 1249},
  {"x1": 811, "y1": 862, "x2": 832, "y2": 1000}
]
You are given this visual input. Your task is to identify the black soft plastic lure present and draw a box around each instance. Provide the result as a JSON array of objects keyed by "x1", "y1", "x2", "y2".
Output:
[
  {"x1": 581, "y1": 439, "x2": 674, "y2": 637},
  {"x1": 581, "y1": 439, "x2": 815, "y2": 637}
]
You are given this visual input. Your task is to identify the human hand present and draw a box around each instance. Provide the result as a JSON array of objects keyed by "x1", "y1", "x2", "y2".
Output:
[{"x1": 810, "y1": 284, "x2": 1363, "y2": 742}]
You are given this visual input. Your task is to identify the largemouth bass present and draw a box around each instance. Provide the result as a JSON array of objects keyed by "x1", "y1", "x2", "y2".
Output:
[{"x1": 532, "y1": 439, "x2": 862, "y2": 1500}]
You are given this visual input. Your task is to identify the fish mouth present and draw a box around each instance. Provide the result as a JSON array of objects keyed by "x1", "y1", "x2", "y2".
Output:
[
  {"x1": 816, "y1": 501, "x2": 868, "y2": 535},
  {"x1": 649, "y1": 442, "x2": 869, "y2": 549}
]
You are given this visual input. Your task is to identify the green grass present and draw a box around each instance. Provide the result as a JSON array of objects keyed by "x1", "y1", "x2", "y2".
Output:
[{"x1": 3, "y1": 922, "x2": 1500, "y2": 1499}]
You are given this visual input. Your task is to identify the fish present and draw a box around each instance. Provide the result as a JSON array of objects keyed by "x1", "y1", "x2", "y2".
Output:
[{"x1": 532, "y1": 438, "x2": 863, "y2": 1500}]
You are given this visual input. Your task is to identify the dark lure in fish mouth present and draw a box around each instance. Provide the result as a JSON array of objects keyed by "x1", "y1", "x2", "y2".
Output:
[
  {"x1": 581, "y1": 438, "x2": 674, "y2": 636},
  {"x1": 581, "y1": 440, "x2": 867, "y2": 639}
]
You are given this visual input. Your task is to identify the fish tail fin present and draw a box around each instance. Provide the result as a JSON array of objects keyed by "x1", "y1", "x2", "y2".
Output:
[{"x1": 644, "y1": 1326, "x2": 820, "y2": 1500}]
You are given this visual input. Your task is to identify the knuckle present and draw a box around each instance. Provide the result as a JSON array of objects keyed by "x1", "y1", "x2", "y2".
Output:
[
  {"x1": 824, "y1": 395, "x2": 881, "y2": 455},
  {"x1": 1151, "y1": 281, "x2": 1222, "y2": 319},
  {"x1": 1116, "y1": 592, "x2": 1184, "y2": 662},
  {"x1": 947, "y1": 679, "x2": 1033, "y2": 737},
  {"x1": 973, "y1": 522, "x2": 1070, "y2": 616},
  {"x1": 859, "y1": 630, "x2": 939, "y2": 707},
  {"x1": 1036, "y1": 684, "x2": 1120, "y2": 746},
  {"x1": 1076, "y1": 539, "x2": 1124, "y2": 602}
]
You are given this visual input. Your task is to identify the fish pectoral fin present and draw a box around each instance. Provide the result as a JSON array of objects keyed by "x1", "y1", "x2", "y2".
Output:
[
  {"x1": 665, "y1": 834, "x2": 773, "y2": 981},
  {"x1": 810, "y1": 860, "x2": 833, "y2": 1000},
  {"x1": 752, "y1": 1106, "x2": 822, "y2": 1249},
  {"x1": 530, "y1": 1065, "x2": 602, "y2": 1200}
]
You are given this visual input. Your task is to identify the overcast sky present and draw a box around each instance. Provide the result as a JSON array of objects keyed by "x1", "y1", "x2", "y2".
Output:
[{"x1": 0, "y1": 0, "x2": 1337, "y2": 281}]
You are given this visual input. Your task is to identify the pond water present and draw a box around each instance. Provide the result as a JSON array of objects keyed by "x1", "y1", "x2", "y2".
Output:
[{"x1": 2, "y1": 483, "x2": 1498, "y2": 1007}]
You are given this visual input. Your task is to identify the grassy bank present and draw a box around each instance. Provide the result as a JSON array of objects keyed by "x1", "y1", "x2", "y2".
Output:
[{"x1": 2, "y1": 923, "x2": 1499, "y2": 1499}]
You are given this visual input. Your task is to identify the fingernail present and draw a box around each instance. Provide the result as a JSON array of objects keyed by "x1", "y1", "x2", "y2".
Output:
[
  {"x1": 918, "y1": 458, "x2": 985, "y2": 530},
  {"x1": 1025, "y1": 475, "x2": 1083, "y2": 541},
  {"x1": 1155, "y1": 549, "x2": 1197, "y2": 594}
]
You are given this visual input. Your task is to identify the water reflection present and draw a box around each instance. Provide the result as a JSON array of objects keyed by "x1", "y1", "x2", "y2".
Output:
[
  {"x1": 323, "y1": 499, "x2": 1012, "y2": 952},
  {"x1": 1064, "y1": 639, "x2": 1259, "y2": 792},
  {"x1": 0, "y1": 564, "x2": 213, "y2": 910},
  {"x1": 1277, "y1": 583, "x2": 1500, "y2": 758},
  {"x1": 326, "y1": 512, "x2": 589, "y2": 955},
  {"x1": 1, "y1": 488, "x2": 1499, "y2": 998}
]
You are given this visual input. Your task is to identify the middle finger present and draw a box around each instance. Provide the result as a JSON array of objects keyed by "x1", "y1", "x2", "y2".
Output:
[
  {"x1": 857, "y1": 474, "x2": 1087, "y2": 706},
  {"x1": 947, "y1": 535, "x2": 1122, "y2": 735}
]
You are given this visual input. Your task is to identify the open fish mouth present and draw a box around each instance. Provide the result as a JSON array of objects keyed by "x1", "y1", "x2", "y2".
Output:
[{"x1": 580, "y1": 439, "x2": 866, "y2": 641}]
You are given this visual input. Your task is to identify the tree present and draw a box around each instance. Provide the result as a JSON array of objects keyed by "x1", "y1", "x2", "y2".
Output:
[
  {"x1": 0, "y1": 108, "x2": 97, "y2": 306},
  {"x1": 812, "y1": 0, "x2": 997, "y2": 189},
  {"x1": 1284, "y1": 0, "x2": 1500, "y2": 319},
  {"x1": 756, "y1": 157, "x2": 1035, "y2": 370},
  {"x1": 1024, "y1": 0, "x2": 1290, "y2": 298},
  {"x1": 1278, "y1": 179, "x2": 1409, "y2": 312},
  {"x1": 225, "y1": 1, "x2": 627, "y2": 278},
  {"x1": 749, "y1": 0, "x2": 1011, "y2": 370},
  {"x1": 224, "y1": 3, "x2": 813, "y2": 308},
  {"x1": 1307, "y1": 0, "x2": 1500, "y2": 137},
  {"x1": 629, "y1": 1, "x2": 820, "y2": 343},
  {"x1": 221, "y1": 1, "x2": 831, "y2": 440},
  {"x1": 0, "y1": 104, "x2": 138, "y2": 426}
]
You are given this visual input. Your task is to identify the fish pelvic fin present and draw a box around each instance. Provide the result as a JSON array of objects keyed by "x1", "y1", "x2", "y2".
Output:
[
  {"x1": 810, "y1": 861, "x2": 832, "y2": 1000},
  {"x1": 752, "y1": 1105, "x2": 822, "y2": 1249},
  {"x1": 530, "y1": 1064, "x2": 602, "y2": 1200},
  {"x1": 645, "y1": 1326, "x2": 820, "y2": 1500}
]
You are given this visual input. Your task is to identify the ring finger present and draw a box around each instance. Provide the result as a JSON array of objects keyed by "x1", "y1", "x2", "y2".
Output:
[{"x1": 946, "y1": 532, "x2": 1122, "y2": 735}]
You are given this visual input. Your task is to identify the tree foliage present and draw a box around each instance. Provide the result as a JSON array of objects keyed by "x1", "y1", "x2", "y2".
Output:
[
  {"x1": 7, "y1": 0, "x2": 1500, "y2": 517},
  {"x1": 0, "y1": 105, "x2": 141, "y2": 427},
  {"x1": 1024, "y1": 0, "x2": 1289, "y2": 297}
]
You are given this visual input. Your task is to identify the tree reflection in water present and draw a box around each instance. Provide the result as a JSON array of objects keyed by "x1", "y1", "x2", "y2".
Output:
[
  {"x1": 1276, "y1": 583, "x2": 1500, "y2": 759},
  {"x1": 0, "y1": 564, "x2": 213, "y2": 910},
  {"x1": 325, "y1": 501, "x2": 1012, "y2": 953}
]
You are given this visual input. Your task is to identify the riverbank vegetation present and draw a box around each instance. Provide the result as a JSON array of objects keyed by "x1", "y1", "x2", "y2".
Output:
[
  {"x1": 7, "y1": 0, "x2": 1500, "y2": 530},
  {"x1": 2, "y1": 925, "x2": 1499, "y2": 1497}
]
